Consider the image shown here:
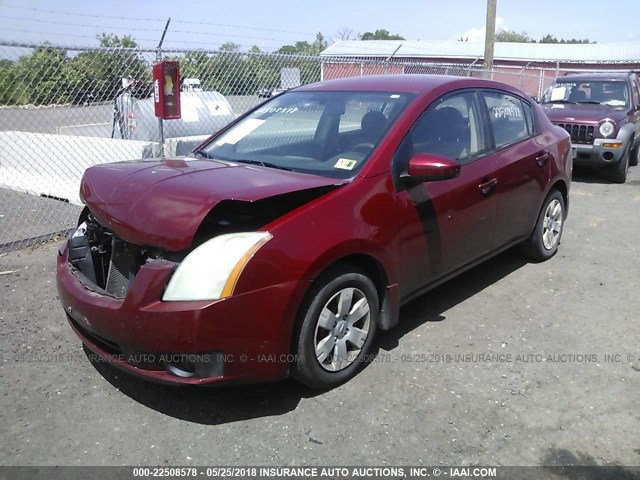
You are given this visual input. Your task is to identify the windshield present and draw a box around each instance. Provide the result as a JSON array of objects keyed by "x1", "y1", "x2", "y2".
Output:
[
  {"x1": 542, "y1": 80, "x2": 629, "y2": 108},
  {"x1": 198, "y1": 90, "x2": 414, "y2": 179}
]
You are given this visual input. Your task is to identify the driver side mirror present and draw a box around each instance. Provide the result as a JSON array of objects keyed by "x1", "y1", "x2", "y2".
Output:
[{"x1": 402, "y1": 153, "x2": 461, "y2": 183}]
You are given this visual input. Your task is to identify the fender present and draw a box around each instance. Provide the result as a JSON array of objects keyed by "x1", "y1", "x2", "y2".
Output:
[{"x1": 616, "y1": 123, "x2": 635, "y2": 146}]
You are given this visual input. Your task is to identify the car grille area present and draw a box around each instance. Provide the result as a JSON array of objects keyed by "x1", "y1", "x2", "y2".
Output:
[
  {"x1": 555, "y1": 123, "x2": 595, "y2": 145},
  {"x1": 105, "y1": 240, "x2": 139, "y2": 298},
  {"x1": 67, "y1": 216, "x2": 144, "y2": 298}
]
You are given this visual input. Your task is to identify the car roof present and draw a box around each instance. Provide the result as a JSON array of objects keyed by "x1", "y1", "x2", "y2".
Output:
[
  {"x1": 558, "y1": 72, "x2": 632, "y2": 82},
  {"x1": 295, "y1": 74, "x2": 518, "y2": 95}
]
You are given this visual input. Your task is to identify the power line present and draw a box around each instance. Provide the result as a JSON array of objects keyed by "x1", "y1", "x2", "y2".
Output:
[
  {"x1": 1, "y1": 5, "x2": 316, "y2": 37},
  {"x1": 171, "y1": 19, "x2": 315, "y2": 38},
  {"x1": 1, "y1": 15, "x2": 292, "y2": 43},
  {"x1": 0, "y1": 27, "x2": 272, "y2": 51}
]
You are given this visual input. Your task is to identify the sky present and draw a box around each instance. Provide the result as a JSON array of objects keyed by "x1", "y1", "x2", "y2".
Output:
[{"x1": 0, "y1": 0, "x2": 639, "y2": 53}]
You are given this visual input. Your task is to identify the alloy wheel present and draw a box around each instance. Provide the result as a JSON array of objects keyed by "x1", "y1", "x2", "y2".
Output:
[
  {"x1": 542, "y1": 199, "x2": 563, "y2": 250},
  {"x1": 313, "y1": 287, "x2": 371, "y2": 372}
]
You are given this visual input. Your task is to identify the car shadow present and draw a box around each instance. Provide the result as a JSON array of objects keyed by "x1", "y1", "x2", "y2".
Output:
[
  {"x1": 571, "y1": 166, "x2": 614, "y2": 184},
  {"x1": 85, "y1": 248, "x2": 527, "y2": 424},
  {"x1": 377, "y1": 248, "x2": 528, "y2": 351},
  {"x1": 540, "y1": 448, "x2": 640, "y2": 479},
  {"x1": 84, "y1": 345, "x2": 320, "y2": 425}
]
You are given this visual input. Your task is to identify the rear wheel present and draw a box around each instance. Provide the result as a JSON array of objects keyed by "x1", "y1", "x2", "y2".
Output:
[
  {"x1": 520, "y1": 190, "x2": 565, "y2": 262},
  {"x1": 292, "y1": 265, "x2": 379, "y2": 389},
  {"x1": 610, "y1": 145, "x2": 630, "y2": 183}
]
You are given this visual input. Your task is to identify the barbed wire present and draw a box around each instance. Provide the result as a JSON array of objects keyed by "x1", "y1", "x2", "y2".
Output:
[
  {"x1": 0, "y1": 30, "x2": 270, "y2": 51},
  {"x1": 1, "y1": 15, "x2": 301, "y2": 44},
  {"x1": 0, "y1": 39, "x2": 390, "y2": 63},
  {"x1": 0, "y1": 5, "x2": 317, "y2": 37}
]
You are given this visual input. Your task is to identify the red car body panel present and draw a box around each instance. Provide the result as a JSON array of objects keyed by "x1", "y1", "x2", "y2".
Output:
[
  {"x1": 80, "y1": 158, "x2": 345, "y2": 251},
  {"x1": 57, "y1": 75, "x2": 572, "y2": 385},
  {"x1": 57, "y1": 252, "x2": 295, "y2": 383}
]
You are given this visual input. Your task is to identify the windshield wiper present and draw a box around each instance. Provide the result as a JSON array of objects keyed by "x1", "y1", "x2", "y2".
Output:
[
  {"x1": 576, "y1": 101, "x2": 602, "y2": 105},
  {"x1": 233, "y1": 159, "x2": 295, "y2": 172},
  {"x1": 192, "y1": 152, "x2": 294, "y2": 171},
  {"x1": 542, "y1": 99, "x2": 576, "y2": 104}
]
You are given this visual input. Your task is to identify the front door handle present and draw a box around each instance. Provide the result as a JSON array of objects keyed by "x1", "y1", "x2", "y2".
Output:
[
  {"x1": 536, "y1": 151, "x2": 549, "y2": 166},
  {"x1": 478, "y1": 177, "x2": 498, "y2": 196}
]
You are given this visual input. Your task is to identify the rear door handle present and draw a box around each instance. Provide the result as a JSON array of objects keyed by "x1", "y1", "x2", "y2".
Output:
[
  {"x1": 536, "y1": 151, "x2": 549, "y2": 166},
  {"x1": 478, "y1": 178, "x2": 498, "y2": 196}
]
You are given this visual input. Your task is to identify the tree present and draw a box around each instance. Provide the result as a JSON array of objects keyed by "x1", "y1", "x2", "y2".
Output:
[
  {"x1": 494, "y1": 30, "x2": 595, "y2": 44},
  {"x1": 218, "y1": 42, "x2": 241, "y2": 52},
  {"x1": 495, "y1": 29, "x2": 532, "y2": 43},
  {"x1": 15, "y1": 44, "x2": 70, "y2": 105},
  {"x1": 77, "y1": 33, "x2": 148, "y2": 102},
  {"x1": 539, "y1": 34, "x2": 595, "y2": 44},
  {"x1": 97, "y1": 33, "x2": 138, "y2": 48},
  {"x1": 277, "y1": 32, "x2": 328, "y2": 55},
  {"x1": 360, "y1": 29, "x2": 405, "y2": 40},
  {"x1": 336, "y1": 27, "x2": 357, "y2": 41},
  {"x1": 0, "y1": 59, "x2": 28, "y2": 105},
  {"x1": 311, "y1": 32, "x2": 328, "y2": 54},
  {"x1": 539, "y1": 34, "x2": 559, "y2": 44}
]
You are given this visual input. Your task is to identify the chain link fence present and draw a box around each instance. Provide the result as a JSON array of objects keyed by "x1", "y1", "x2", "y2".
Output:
[{"x1": 0, "y1": 40, "x2": 562, "y2": 252}]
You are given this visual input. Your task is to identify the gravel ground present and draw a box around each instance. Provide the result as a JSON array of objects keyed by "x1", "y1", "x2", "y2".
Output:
[{"x1": 0, "y1": 166, "x2": 639, "y2": 469}]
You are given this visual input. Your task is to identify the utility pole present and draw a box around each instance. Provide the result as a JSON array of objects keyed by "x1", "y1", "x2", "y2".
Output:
[{"x1": 483, "y1": 0, "x2": 497, "y2": 79}]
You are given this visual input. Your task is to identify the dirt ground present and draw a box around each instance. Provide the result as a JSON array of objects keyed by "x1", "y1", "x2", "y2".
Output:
[{"x1": 1, "y1": 166, "x2": 639, "y2": 469}]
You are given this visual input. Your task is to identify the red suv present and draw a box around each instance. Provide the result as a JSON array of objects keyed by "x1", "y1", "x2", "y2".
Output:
[
  {"x1": 57, "y1": 75, "x2": 572, "y2": 389},
  {"x1": 541, "y1": 72, "x2": 640, "y2": 183}
]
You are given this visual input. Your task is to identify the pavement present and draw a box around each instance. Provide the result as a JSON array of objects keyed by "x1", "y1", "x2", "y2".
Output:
[
  {"x1": 0, "y1": 166, "x2": 639, "y2": 468},
  {"x1": 0, "y1": 189, "x2": 81, "y2": 252},
  {"x1": 0, "y1": 96, "x2": 260, "y2": 137}
]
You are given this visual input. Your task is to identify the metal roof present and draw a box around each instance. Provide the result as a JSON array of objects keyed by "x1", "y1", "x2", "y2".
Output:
[{"x1": 321, "y1": 40, "x2": 640, "y2": 63}]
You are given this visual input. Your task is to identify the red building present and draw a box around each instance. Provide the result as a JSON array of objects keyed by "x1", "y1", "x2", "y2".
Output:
[{"x1": 320, "y1": 40, "x2": 640, "y2": 98}]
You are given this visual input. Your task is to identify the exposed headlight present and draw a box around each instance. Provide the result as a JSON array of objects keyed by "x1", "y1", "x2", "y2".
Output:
[
  {"x1": 72, "y1": 221, "x2": 87, "y2": 238},
  {"x1": 162, "y1": 232, "x2": 272, "y2": 301},
  {"x1": 599, "y1": 121, "x2": 615, "y2": 138}
]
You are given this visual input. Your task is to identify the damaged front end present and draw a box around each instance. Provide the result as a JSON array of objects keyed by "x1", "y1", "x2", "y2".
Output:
[
  {"x1": 66, "y1": 212, "x2": 174, "y2": 298},
  {"x1": 66, "y1": 184, "x2": 341, "y2": 299}
]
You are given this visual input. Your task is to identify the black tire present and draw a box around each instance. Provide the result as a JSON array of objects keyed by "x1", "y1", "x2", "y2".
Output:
[
  {"x1": 291, "y1": 265, "x2": 379, "y2": 389},
  {"x1": 520, "y1": 190, "x2": 565, "y2": 262},
  {"x1": 610, "y1": 145, "x2": 630, "y2": 183},
  {"x1": 630, "y1": 143, "x2": 639, "y2": 167}
]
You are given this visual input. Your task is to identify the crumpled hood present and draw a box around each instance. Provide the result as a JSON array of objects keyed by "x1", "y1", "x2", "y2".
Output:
[
  {"x1": 80, "y1": 157, "x2": 344, "y2": 251},
  {"x1": 542, "y1": 103, "x2": 628, "y2": 125}
]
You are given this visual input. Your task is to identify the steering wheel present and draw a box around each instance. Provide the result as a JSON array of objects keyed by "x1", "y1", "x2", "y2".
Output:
[{"x1": 350, "y1": 142, "x2": 375, "y2": 153}]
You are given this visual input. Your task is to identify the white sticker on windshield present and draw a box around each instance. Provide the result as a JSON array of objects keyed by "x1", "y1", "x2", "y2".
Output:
[
  {"x1": 550, "y1": 87, "x2": 567, "y2": 101},
  {"x1": 215, "y1": 118, "x2": 265, "y2": 146},
  {"x1": 334, "y1": 158, "x2": 358, "y2": 170}
]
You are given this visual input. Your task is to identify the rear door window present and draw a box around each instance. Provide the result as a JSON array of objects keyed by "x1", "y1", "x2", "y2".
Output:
[{"x1": 481, "y1": 91, "x2": 530, "y2": 149}]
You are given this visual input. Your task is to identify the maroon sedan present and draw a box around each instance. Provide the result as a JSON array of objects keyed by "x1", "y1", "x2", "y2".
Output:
[{"x1": 57, "y1": 75, "x2": 572, "y2": 389}]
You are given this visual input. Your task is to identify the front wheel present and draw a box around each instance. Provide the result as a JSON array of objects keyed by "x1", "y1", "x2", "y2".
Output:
[
  {"x1": 291, "y1": 266, "x2": 379, "y2": 389},
  {"x1": 520, "y1": 190, "x2": 565, "y2": 262},
  {"x1": 610, "y1": 145, "x2": 630, "y2": 183},
  {"x1": 630, "y1": 143, "x2": 639, "y2": 167}
]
